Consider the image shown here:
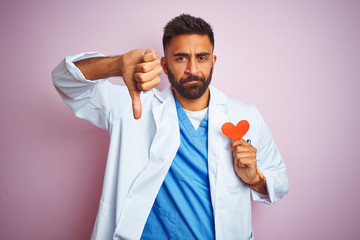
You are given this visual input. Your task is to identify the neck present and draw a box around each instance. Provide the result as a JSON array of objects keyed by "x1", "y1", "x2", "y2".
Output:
[{"x1": 173, "y1": 88, "x2": 210, "y2": 111}]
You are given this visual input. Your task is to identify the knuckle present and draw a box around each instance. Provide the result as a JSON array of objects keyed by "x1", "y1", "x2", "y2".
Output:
[
  {"x1": 139, "y1": 83, "x2": 148, "y2": 91},
  {"x1": 145, "y1": 50, "x2": 157, "y2": 60},
  {"x1": 151, "y1": 50, "x2": 157, "y2": 58},
  {"x1": 136, "y1": 63, "x2": 145, "y2": 72},
  {"x1": 157, "y1": 67, "x2": 163, "y2": 75},
  {"x1": 137, "y1": 74, "x2": 146, "y2": 83},
  {"x1": 140, "y1": 64, "x2": 147, "y2": 72}
]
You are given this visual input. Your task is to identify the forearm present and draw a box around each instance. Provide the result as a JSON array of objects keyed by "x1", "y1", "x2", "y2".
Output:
[{"x1": 74, "y1": 55, "x2": 123, "y2": 80}]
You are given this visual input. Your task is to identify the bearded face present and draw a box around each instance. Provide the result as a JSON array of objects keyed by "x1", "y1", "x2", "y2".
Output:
[{"x1": 167, "y1": 64, "x2": 213, "y2": 100}]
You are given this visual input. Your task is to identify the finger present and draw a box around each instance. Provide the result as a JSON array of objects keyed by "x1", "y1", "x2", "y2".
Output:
[
  {"x1": 134, "y1": 65, "x2": 163, "y2": 83},
  {"x1": 234, "y1": 157, "x2": 256, "y2": 168},
  {"x1": 233, "y1": 151, "x2": 257, "y2": 160},
  {"x1": 236, "y1": 159, "x2": 246, "y2": 168},
  {"x1": 230, "y1": 138, "x2": 248, "y2": 150},
  {"x1": 232, "y1": 145, "x2": 257, "y2": 154},
  {"x1": 137, "y1": 76, "x2": 161, "y2": 92},
  {"x1": 135, "y1": 58, "x2": 161, "y2": 73},
  {"x1": 143, "y1": 49, "x2": 158, "y2": 62},
  {"x1": 129, "y1": 90, "x2": 142, "y2": 119},
  {"x1": 232, "y1": 145, "x2": 251, "y2": 153}
]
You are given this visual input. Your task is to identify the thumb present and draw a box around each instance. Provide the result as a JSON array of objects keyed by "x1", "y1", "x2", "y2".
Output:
[
  {"x1": 129, "y1": 89, "x2": 142, "y2": 119},
  {"x1": 143, "y1": 49, "x2": 157, "y2": 62}
]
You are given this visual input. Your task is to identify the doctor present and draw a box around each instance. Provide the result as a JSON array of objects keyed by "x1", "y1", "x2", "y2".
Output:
[{"x1": 52, "y1": 14, "x2": 288, "y2": 240}]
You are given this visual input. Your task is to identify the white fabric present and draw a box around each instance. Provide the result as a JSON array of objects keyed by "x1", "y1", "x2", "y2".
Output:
[
  {"x1": 183, "y1": 107, "x2": 208, "y2": 130},
  {"x1": 52, "y1": 52, "x2": 289, "y2": 240}
]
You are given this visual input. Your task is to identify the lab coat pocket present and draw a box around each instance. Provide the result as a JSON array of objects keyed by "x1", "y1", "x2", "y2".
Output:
[{"x1": 221, "y1": 150, "x2": 243, "y2": 191}]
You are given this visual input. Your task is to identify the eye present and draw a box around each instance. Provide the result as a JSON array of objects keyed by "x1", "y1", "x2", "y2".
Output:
[
  {"x1": 199, "y1": 56, "x2": 208, "y2": 61},
  {"x1": 176, "y1": 57, "x2": 187, "y2": 62}
]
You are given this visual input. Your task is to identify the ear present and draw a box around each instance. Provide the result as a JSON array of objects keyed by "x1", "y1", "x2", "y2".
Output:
[
  {"x1": 212, "y1": 55, "x2": 217, "y2": 73},
  {"x1": 161, "y1": 57, "x2": 168, "y2": 75}
]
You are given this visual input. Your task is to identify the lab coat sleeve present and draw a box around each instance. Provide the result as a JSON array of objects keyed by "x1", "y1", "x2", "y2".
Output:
[
  {"x1": 251, "y1": 108, "x2": 289, "y2": 204},
  {"x1": 52, "y1": 52, "x2": 130, "y2": 130}
]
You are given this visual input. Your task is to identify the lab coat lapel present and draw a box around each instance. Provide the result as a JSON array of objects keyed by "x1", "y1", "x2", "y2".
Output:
[
  {"x1": 207, "y1": 85, "x2": 230, "y2": 210},
  {"x1": 151, "y1": 87, "x2": 180, "y2": 164},
  {"x1": 114, "y1": 87, "x2": 180, "y2": 239}
]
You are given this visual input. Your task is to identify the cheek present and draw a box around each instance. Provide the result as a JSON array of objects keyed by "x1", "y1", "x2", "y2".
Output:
[
  {"x1": 171, "y1": 65, "x2": 186, "y2": 77},
  {"x1": 201, "y1": 65, "x2": 213, "y2": 77}
]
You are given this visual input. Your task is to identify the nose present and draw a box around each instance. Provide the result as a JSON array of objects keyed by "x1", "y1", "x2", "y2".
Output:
[{"x1": 185, "y1": 59, "x2": 200, "y2": 75}]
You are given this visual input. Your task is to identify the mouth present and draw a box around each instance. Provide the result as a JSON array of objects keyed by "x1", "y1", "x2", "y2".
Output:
[{"x1": 184, "y1": 80, "x2": 200, "y2": 84}]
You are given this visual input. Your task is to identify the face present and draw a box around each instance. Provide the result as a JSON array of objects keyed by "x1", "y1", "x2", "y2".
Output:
[{"x1": 161, "y1": 34, "x2": 217, "y2": 100}]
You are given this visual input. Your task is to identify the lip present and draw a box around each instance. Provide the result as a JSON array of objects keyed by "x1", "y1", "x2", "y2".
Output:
[{"x1": 184, "y1": 80, "x2": 200, "y2": 84}]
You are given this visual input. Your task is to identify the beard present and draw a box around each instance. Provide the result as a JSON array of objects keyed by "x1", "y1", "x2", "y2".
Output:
[{"x1": 167, "y1": 65, "x2": 213, "y2": 100}]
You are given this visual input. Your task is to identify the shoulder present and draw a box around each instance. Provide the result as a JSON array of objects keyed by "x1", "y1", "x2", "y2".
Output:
[{"x1": 210, "y1": 85, "x2": 258, "y2": 116}]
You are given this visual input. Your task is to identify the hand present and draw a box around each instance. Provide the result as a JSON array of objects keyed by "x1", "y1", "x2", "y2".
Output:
[
  {"x1": 230, "y1": 138, "x2": 260, "y2": 185},
  {"x1": 121, "y1": 49, "x2": 162, "y2": 119}
]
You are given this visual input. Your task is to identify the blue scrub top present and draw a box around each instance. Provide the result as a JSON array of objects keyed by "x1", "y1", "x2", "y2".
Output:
[{"x1": 141, "y1": 97, "x2": 215, "y2": 240}]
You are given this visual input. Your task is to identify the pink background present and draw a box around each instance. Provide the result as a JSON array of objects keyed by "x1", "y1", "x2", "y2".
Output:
[{"x1": 1, "y1": 0, "x2": 359, "y2": 239}]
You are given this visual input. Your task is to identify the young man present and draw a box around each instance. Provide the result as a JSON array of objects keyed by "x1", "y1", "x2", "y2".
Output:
[{"x1": 52, "y1": 14, "x2": 288, "y2": 240}]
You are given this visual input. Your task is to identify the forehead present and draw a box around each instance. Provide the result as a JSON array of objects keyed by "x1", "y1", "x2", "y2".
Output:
[{"x1": 165, "y1": 34, "x2": 213, "y2": 55}]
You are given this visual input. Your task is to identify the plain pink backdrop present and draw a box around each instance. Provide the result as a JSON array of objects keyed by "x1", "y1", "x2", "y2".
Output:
[{"x1": 1, "y1": 0, "x2": 359, "y2": 239}]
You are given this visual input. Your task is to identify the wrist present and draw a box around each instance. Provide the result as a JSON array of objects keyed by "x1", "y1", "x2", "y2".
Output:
[
  {"x1": 111, "y1": 55, "x2": 123, "y2": 77},
  {"x1": 247, "y1": 169, "x2": 266, "y2": 193}
]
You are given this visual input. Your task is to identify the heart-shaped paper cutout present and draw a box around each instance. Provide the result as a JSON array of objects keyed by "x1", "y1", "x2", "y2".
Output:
[{"x1": 221, "y1": 120, "x2": 250, "y2": 140}]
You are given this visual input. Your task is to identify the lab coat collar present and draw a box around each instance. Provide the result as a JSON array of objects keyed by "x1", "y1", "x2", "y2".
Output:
[
  {"x1": 209, "y1": 85, "x2": 227, "y2": 105},
  {"x1": 154, "y1": 86, "x2": 173, "y2": 103}
]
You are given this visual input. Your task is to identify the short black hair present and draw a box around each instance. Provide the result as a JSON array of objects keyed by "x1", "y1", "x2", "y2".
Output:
[{"x1": 162, "y1": 14, "x2": 214, "y2": 52}]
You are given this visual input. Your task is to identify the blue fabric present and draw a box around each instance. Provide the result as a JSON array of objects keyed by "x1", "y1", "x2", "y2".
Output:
[{"x1": 141, "y1": 98, "x2": 215, "y2": 240}]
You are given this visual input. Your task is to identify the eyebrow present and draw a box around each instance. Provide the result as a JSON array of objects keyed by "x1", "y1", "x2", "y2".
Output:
[{"x1": 173, "y1": 52, "x2": 211, "y2": 57}]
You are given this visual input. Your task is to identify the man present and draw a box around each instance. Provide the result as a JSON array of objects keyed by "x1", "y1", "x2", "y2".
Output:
[{"x1": 52, "y1": 14, "x2": 288, "y2": 240}]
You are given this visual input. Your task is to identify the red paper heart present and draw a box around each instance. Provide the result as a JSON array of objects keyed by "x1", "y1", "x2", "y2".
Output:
[{"x1": 221, "y1": 120, "x2": 250, "y2": 140}]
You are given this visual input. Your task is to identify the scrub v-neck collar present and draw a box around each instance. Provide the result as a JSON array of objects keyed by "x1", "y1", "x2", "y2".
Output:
[{"x1": 174, "y1": 96, "x2": 208, "y2": 138}]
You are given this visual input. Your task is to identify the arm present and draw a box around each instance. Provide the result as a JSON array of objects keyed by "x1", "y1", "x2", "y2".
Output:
[
  {"x1": 252, "y1": 109, "x2": 289, "y2": 204},
  {"x1": 73, "y1": 49, "x2": 162, "y2": 119},
  {"x1": 74, "y1": 55, "x2": 123, "y2": 80},
  {"x1": 230, "y1": 108, "x2": 289, "y2": 201},
  {"x1": 251, "y1": 108, "x2": 289, "y2": 204},
  {"x1": 52, "y1": 50, "x2": 162, "y2": 122}
]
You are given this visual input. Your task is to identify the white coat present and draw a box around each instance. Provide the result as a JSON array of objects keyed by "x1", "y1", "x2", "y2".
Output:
[{"x1": 52, "y1": 52, "x2": 289, "y2": 240}]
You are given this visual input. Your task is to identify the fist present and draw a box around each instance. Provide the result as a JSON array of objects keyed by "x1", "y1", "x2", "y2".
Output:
[
  {"x1": 121, "y1": 49, "x2": 162, "y2": 119},
  {"x1": 230, "y1": 138, "x2": 259, "y2": 185}
]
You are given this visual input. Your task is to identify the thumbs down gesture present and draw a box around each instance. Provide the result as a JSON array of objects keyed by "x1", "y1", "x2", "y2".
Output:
[{"x1": 121, "y1": 49, "x2": 162, "y2": 119}]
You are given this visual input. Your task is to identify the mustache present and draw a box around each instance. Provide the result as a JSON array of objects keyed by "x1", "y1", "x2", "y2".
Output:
[{"x1": 179, "y1": 75, "x2": 204, "y2": 84}]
